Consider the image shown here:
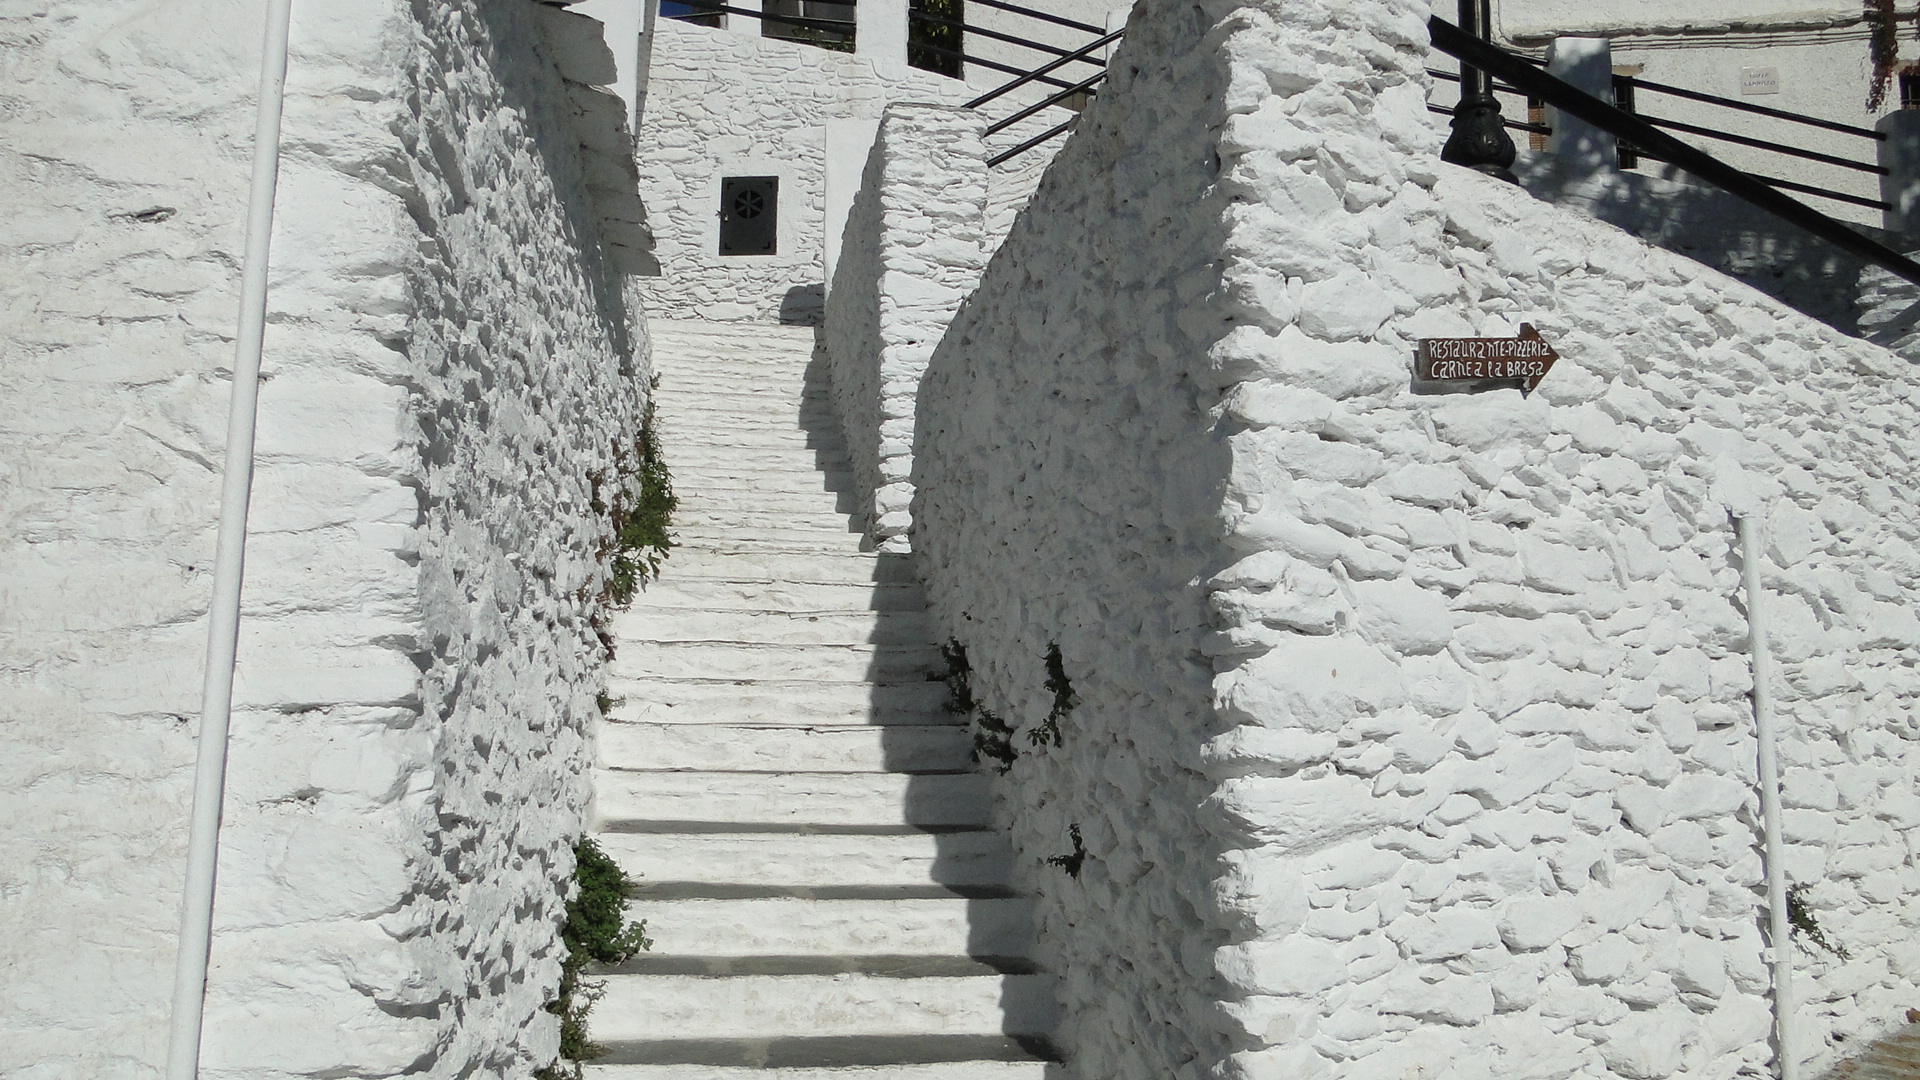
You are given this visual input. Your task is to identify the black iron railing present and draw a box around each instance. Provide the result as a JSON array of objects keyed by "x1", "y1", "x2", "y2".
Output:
[
  {"x1": 1429, "y1": 42, "x2": 1888, "y2": 212},
  {"x1": 1430, "y1": 16, "x2": 1920, "y2": 286}
]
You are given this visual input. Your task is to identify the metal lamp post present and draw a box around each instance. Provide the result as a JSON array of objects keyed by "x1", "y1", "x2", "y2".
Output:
[{"x1": 1440, "y1": 0, "x2": 1518, "y2": 181}]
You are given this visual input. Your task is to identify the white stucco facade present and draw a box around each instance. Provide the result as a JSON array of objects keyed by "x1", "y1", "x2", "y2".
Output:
[
  {"x1": 1, "y1": 1, "x2": 648, "y2": 1076},
  {"x1": 906, "y1": 1, "x2": 1920, "y2": 1078}
]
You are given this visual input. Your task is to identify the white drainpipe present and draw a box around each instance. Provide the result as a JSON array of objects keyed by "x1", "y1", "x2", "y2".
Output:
[
  {"x1": 1738, "y1": 514, "x2": 1796, "y2": 1080},
  {"x1": 165, "y1": 0, "x2": 294, "y2": 1076}
]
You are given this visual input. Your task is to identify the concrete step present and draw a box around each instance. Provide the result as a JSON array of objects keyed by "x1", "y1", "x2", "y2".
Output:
[
  {"x1": 674, "y1": 491, "x2": 863, "y2": 517},
  {"x1": 673, "y1": 508, "x2": 860, "y2": 532},
  {"x1": 673, "y1": 465, "x2": 855, "y2": 488},
  {"x1": 591, "y1": 973, "x2": 1057, "y2": 1042},
  {"x1": 668, "y1": 450, "x2": 849, "y2": 474},
  {"x1": 669, "y1": 526, "x2": 869, "y2": 552},
  {"x1": 632, "y1": 579, "x2": 926, "y2": 614},
  {"x1": 590, "y1": 1035, "x2": 1056, "y2": 1070},
  {"x1": 636, "y1": 897, "x2": 1033, "y2": 959},
  {"x1": 595, "y1": 769, "x2": 990, "y2": 830},
  {"x1": 612, "y1": 609, "x2": 934, "y2": 647},
  {"x1": 654, "y1": 551, "x2": 916, "y2": 585},
  {"x1": 600, "y1": 722, "x2": 970, "y2": 773},
  {"x1": 611, "y1": 643, "x2": 941, "y2": 683},
  {"x1": 585, "y1": 1058, "x2": 1057, "y2": 1079},
  {"x1": 604, "y1": 678, "x2": 950, "y2": 726},
  {"x1": 602, "y1": 829, "x2": 1013, "y2": 892},
  {"x1": 666, "y1": 540, "x2": 887, "y2": 563}
]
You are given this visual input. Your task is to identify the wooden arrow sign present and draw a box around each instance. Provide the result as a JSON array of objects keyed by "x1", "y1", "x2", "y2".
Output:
[{"x1": 1414, "y1": 323, "x2": 1561, "y2": 396}]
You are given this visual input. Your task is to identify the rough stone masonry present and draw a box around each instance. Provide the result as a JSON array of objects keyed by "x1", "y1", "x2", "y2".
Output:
[
  {"x1": 909, "y1": 0, "x2": 1920, "y2": 1078},
  {"x1": 0, "y1": 1, "x2": 648, "y2": 1076}
]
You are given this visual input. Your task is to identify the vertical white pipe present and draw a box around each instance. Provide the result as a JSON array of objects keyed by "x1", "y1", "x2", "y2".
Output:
[
  {"x1": 165, "y1": 0, "x2": 293, "y2": 1076},
  {"x1": 1739, "y1": 515, "x2": 1796, "y2": 1080}
]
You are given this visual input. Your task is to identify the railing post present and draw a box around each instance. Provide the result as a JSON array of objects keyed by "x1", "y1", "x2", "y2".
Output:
[
  {"x1": 1439, "y1": 0, "x2": 1517, "y2": 180},
  {"x1": 857, "y1": 0, "x2": 907, "y2": 72},
  {"x1": 1879, "y1": 108, "x2": 1920, "y2": 238},
  {"x1": 1544, "y1": 36, "x2": 1617, "y2": 176}
]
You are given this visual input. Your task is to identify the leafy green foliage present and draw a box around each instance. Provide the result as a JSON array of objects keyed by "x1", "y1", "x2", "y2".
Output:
[
  {"x1": 908, "y1": 0, "x2": 964, "y2": 77},
  {"x1": 608, "y1": 397, "x2": 676, "y2": 605},
  {"x1": 543, "y1": 837, "x2": 652, "y2": 1078},
  {"x1": 1787, "y1": 884, "x2": 1849, "y2": 959},
  {"x1": 942, "y1": 641, "x2": 1017, "y2": 772},
  {"x1": 1028, "y1": 643, "x2": 1074, "y2": 748},
  {"x1": 1047, "y1": 823, "x2": 1086, "y2": 878}
]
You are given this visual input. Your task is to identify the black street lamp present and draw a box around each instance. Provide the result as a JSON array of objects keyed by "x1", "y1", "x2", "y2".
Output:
[{"x1": 1440, "y1": 0, "x2": 1518, "y2": 181}]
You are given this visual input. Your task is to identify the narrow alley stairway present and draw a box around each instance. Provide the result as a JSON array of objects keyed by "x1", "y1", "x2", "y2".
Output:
[{"x1": 585, "y1": 320, "x2": 1058, "y2": 1079}]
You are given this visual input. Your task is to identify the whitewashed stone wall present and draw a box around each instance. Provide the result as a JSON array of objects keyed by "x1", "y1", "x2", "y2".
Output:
[
  {"x1": 635, "y1": 17, "x2": 1077, "y2": 323},
  {"x1": 826, "y1": 104, "x2": 987, "y2": 549},
  {"x1": 0, "y1": 1, "x2": 646, "y2": 1076},
  {"x1": 1516, "y1": 154, "x2": 1870, "y2": 335},
  {"x1": 912, "y1": 1, "x2": 1920, "y2": 1079},
  {"x1": 634, "y1": 20, "x2": 972, "y2": 322}
]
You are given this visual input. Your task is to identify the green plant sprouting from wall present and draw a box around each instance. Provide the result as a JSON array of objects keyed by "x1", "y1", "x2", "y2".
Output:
[
  {"x1": 1047, "y1": 823, "x2": 1086, "y2": 878},
  {"x1": 942, "y1": 640, "x2": 1077, "y2": 768},
  {"x1": 606, "y1": 389, "x2": 676, "y2": 606},
  {"x1": 1027, "y1": 643, "x2": 1075, "y2": 748},
  {"x1": 942, "y1": 641, "x2": 1017, "y2": 772},
  {"x1": 539, "y1": 837, "x2": 653, "y2": 1079},
  {"x1": 1787, "y1": 883, "x2": 1849, "y2": 959}
]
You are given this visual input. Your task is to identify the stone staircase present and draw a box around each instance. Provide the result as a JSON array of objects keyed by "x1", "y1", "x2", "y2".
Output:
[{"x1": 585, "y1": 320, "x2": 1057, "y2": 1079}]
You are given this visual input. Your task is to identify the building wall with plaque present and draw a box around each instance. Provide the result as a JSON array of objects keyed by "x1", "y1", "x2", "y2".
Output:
[{"x1": 909, "y1": 3, "x2": 1920, "y2": 1080}]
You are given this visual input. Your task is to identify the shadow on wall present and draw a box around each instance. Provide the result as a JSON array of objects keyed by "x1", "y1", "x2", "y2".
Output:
[
  {"x1": 794, "y1": 335, "x2": 1062, "y2": 1070},
  {"x1": 1517, "y1": 152, "x2": 1873, "y2": 335},
  {"x1": 782, "y1": 283, "x2": 825, "y2": 325}
]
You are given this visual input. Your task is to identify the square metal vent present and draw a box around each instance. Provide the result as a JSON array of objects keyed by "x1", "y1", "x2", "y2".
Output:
[{"x1": 719, "y1": 175, "x2": 778, "y2": 256}]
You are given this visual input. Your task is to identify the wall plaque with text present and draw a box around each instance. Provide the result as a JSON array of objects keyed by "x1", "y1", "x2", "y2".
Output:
[{"x1": 1413, "y1": 323, "x2": 1560, "y2": 396}]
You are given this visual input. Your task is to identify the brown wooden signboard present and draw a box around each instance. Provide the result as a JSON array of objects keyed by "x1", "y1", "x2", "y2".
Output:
[{"x1": 1413, "y1": 323, "x2": 1560, "y2": 396}]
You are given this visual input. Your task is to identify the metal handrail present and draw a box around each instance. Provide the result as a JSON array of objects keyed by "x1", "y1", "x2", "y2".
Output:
[
  {"x1": 966, "y1": 0, "x2": 1105, "y2": 36},
  {"x1": 910, "y1": 9, "x2": 1105, "y2": 68},
  {"x1": 1633, "y1": 113, "x2": 1886, "y2": 174},
  {"x1": 987, "y1": 116, "x2": 1077, "y2": 167},
  {"x1": 1430, "y1": 15, "x2": 1920, "y2": 287},
  {"x1": 965, "y1": 28, "x2": 1123, "y2": 109},
  {"x1": 986, "y1": 68, "x2": 1105, "y2": 135},
  {"x1": 1625, "y1": 76, "x2": 1885, "y2": 140},
  {"x1": 1627, "y1": 146, "x2": 1891, "y2": 210},
  {"x1": 914, "y1": 40, "x2": 1081, "y2": 91},
  {"x1": 1427, "y1": 103, "x2": 1550, "y2": 137},
  {"x1": 1427, "y1": 67, "x2": 1529, "y2": 98}
]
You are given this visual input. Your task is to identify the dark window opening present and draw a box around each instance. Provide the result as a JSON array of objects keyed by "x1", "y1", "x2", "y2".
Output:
[
  {"x1": 909, "y1": 0, "x2": 964, "y2": 78},
  {"x1": 719, "y1": 176, "x2": 778, "y2": 256},
  {"x1": 1902, "y1": 66, "x2": 1920, "y2": 109},
  {"x1": 1613, "y1": 74, "x2": 1640, "y2": 169},
  {"x1": 764, "y1": 0, "x2": 855, "y2": 51},
  {"x1": 660, "y1": 1, "x2": 723, "y2": 28}
]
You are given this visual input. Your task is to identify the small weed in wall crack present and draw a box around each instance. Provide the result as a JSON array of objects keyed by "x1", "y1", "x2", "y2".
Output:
[
  {"x1": 1026, "y1": 643, "x2": 1075, "y2": 749},
  {"x1": 605, "y1": 386, "x2": 677, "y2": 605},
  {"x1": 1787, "y1": 884, "x2": 1850, "y2": 959},
  {"x1": 1047, "y1": 823, "x2": 1086, "y2": 878},
  {"x1": 941, "y1": 641, "x2": 1017, "y2": 773},
  {"x1": 539, "y1": 837, "x2": 653, "y2": 1079}
]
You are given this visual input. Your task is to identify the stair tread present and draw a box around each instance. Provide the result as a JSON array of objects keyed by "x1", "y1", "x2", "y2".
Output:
[{"x1": 589, "y1": 1034, "x2": 1061, "y2": 1069}]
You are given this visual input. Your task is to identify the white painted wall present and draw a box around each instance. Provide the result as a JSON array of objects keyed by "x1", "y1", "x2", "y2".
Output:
[
  {"x1": 0, "y1": 1, "x2": 648, "y2": 1075},
  {"x1": 912, "y1": 3, "x2": 1920, "y2": 1080},
  {"x1": 825, "y1": 104, "x2": 988, "y2": 550}
]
